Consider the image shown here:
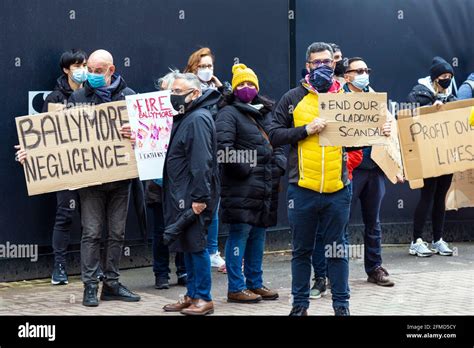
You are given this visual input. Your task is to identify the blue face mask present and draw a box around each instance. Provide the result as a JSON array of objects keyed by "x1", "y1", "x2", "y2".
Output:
[
  {"x1": 351, "y1": 73, "x2": 370, "y2": 90},
  {"x1": 71, "y1": 68, "x2": 87, "y2": 84},
  {"x1": 87, "y1": 72, "x2": 107, "y2": 88}
]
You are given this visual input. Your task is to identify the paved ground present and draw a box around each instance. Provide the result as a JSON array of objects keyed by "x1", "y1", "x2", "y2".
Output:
[{"x1": 1, "y1": 243, "x2": 473, "y2": 316}]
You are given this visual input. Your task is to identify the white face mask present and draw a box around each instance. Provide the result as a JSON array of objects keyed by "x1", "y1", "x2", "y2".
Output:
[{"x1": 197, "y1": 68, "x2": 213, "y2": 82}]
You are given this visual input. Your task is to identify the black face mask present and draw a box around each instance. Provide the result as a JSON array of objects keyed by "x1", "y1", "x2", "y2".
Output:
[
  {"x1": 170, "y1": 90, "x2": 194, "y2": 114},
  {"x1": 437, "y1": 78, "x2": 452, "y2": 89},
  {"x1": 334, "y1": 60, "x2": 345, "y2": 76}
]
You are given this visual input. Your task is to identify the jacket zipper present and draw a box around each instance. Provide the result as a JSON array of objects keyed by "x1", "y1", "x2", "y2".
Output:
[
  {"x1": 320, "y1": 147, "x2": 325, "y2": 193},
  {"x1": 299, "y1": 146, "x2": 304, "y2": 180}
]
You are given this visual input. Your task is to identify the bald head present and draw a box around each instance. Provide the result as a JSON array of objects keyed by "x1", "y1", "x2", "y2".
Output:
[
  {"x1": 89, "y1": 49, "x2": 113, "y2": 65},
  {"x1": 87, "y1": 49, "x2": 116, "y2": 86}
]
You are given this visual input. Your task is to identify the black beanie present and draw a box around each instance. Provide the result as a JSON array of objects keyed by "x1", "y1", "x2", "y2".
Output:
[{"x1": 430, "y1": 56, "x2": 454, "y2": 81}]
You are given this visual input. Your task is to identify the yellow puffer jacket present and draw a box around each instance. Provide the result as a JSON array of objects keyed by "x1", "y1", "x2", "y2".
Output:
[
  {"x1": 293, "y1": 91, "x2": 345, "y2": 193},
  {"x1": 470, "y1": 107, "x2": 474, "y2": 126}
]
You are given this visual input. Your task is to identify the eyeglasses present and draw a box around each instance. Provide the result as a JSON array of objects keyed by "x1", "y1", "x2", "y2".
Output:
[
  {"x1": 345, "y1": 68, "x2": 372, "y2": 75},
  {"x1": 170, "y1": 88, "x2": 194, "y2": 95},
  {"x1": 197, "y1": 64, "x2": 213, "y2": 69},
  {"x1": 307, "y1": 59, "x2": 333, "y2": 67}
]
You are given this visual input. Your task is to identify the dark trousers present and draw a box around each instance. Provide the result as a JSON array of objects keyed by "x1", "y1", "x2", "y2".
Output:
[
  {"x1": 52, "y1": 190, "x2": 79, "y2": 265},
  {"x1": 351, "y1": 167, "x2": 386, "y2": 274},
  {"x1": 150, "y1": 202, "x2": 186, "y2": 280},
  {"x1": 288, "y1": 184, "x2": 351, "y2": 309},
  {"x1": 79, "y1": 180, "x2": 131, "y2": 285},
  {"x1": 413, "y1": 174, "x2": 453, "y2": 242}
]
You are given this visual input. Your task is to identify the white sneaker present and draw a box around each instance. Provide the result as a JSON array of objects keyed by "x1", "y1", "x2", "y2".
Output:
[
  {"x1": 431, "y1": 238, "x2": 453, "y2": 256},
  {"x1": 409, "y1": 238, "x2": 433, "y2": 257},
  {"x1": 210, "y1": 252, "x2": 226, "y2": 268}
]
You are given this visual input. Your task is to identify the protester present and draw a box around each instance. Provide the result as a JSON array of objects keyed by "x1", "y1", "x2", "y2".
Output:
[
  {"x1": 147, "y1": 71, "x2": 187, "y2": 289},
  {"x1": 330, "y1": 43, "x2": 345, "y2": 84},
  {"x1": 216, "y1": 64, "x2": 286, "y2": 303},
  {"x1": 407, "y1": 56, "x2": 456, "y2": 257},
  {"x1": 162, "y1": 73, "x2": 220, "y2": 316},
  {"x1": 67, "y1": 49, "x2": 141, "y2": 306},
  {"x1": 184, "y1": 47, "x2": 229, "y2": 272},
  {"x1": 457, "y1": 72, "x2": 474, "y2": 100},
  {"x1": 269, "y1": 42, "x2": 355, "y2": 316},
  {"x1": 343, "y1": 57, "x2": 396, "y2": 286},
  {"x1": 14, "y1": 49, "x2": 88, "y2": 286}
]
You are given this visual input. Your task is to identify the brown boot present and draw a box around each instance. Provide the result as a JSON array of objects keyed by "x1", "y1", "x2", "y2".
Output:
[
  {"x1": 163, "y1": 296, "x2": 193, "y2": 312},
  {"x1": 180, "y1": 299, "x2": 214, "y2": 316},
  {"x1": 227, "y1": 289, "x2": 262, "y2": 303},
  {"x1": 249, "y1": 286, "x2": 279, "y2": 300},
  {"x1": 367, "y1": 266, "x2": 395, "y2": 287}
]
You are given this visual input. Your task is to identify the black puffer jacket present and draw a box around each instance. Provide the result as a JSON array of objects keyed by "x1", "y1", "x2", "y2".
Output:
[
  {"x1": 216, "y1": 96, "x2": 286, "y2": 228},
  {"x1": 41, "y1": 75, "x2": 74, "y2": 112},
  {"x1": 163, "y1": 89, "x2": 221, "y2": 253}
]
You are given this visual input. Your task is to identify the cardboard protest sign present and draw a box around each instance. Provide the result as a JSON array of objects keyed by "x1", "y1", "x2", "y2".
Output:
[
  {"x1": 125, "y1": 91, "x2": 175, "y2": 180},
  {"x1": 446, "y1": 169, "x2": 474, "y2": 211},
  {"x1": 371, "y1": 111, "x2": 403, "y2": 184},
  {"x1": 47, "y1": 103, "x2": 66, "y2": 112},
  {"x1": 16, "y1": 100, "x2": 138, "y2": 196},
  {"x1": 318, "y1": 92, "x2": 388, "y2": 147},
  {"x1": 397, "y1": 99, "x2": 474, "y2": 189}
]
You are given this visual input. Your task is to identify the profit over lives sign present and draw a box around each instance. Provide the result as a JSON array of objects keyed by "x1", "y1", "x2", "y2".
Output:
[
  {"x1": 398, "y1": 99, "x2": 474, "y2": 189},
  {"x1": 16, "y1": 100, "x2": 138, "y2": 196}
]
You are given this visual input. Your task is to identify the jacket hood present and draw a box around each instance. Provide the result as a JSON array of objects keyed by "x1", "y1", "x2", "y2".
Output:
[
  {"x1": 187, "y1": 88, "x2": 222, "y2": 111},
  {"x1": 418, "y1": 75, "x2": 453, "y2": 96},
  {"x1": 54, "y1": 75, "x2": 74, "y2": 97}
]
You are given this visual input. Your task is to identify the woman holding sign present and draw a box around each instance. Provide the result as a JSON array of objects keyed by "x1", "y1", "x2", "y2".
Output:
[{"x1": 407, "y1": 56, "x2": 456, "y2": 257}]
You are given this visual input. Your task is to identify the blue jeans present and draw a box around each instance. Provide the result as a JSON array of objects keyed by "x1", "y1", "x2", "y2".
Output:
[
  {"x1": 225, "y1": 223, "x2": 265, "y2": 293},
  {"x1": 288, "y1": 184, "x2": 351, "y2": 309},
  {"x1": 150, "y1": 203, "x2": 186, "y2": 280},
  {"x1": 312, "y1": 183, "x2": 352, "y2": 279},
  {"x1": 206, "y1": 202, "x2": 220, "y2": 255},
  {"x1": 352, "y1": 168, "x2": 386, "y2": 274},
  {"x1": 184, "y1": 250, "x2": 212, "y2": 301}
]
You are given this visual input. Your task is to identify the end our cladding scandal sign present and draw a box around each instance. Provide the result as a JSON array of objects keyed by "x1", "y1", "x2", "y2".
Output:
[
  {"x1": 125, "y1": 91, "x2": 175, "y2": 181},
  {"x1": 317, "y1": 92, "x2": 388, "y2": 147},
  {"x1": 15, "y1": 101, "x2": 138, "y2": 196}
]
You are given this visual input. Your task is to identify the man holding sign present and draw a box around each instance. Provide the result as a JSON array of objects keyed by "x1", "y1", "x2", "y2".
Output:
[
  {"x1": 67, "y1": 49, "x2": 141, "y2": 307},
  {"x1": 269, "y1": 42, "x2": 357, "y2": 316},
  {"x1": 342, "y1": 57, "x2": 395, "y2": 286}
]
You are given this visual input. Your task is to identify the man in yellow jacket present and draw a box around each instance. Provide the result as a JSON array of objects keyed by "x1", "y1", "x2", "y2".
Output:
[{"x1": 270, "y1": 42, "x2": 355, "y2": 316}]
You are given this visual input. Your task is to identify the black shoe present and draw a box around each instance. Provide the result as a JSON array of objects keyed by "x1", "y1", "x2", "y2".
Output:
[
  {"x1": 310, "y1": 276, "x2": 327, "y2": 299},
  {"x1": 96, "y1": 267, "x2": 105, "y2": 282},
  {"x1": 289, "y1": 306, "x2": 308, "y2": 316},
  {"x1": 163, "y1": 209, "x2": 197, "y2": 246},
  {"x1": 155, "y1": 277, "x2": 170, "y2": 290},
  {"x1": 177, "y1": 274, "x2": 187, "y2": 286},
  {"x1": 51, "y1": 263, "x2": 68, "y2": 285},
  {"x1": 82, "y1": 283, "x2": 99, "y2": 307},
  {"x1": 334, "y1": 306, "x2": 350, "y2": 316},
  {"x1": 101, "y1": 282, "x2": 141, "y2": 302}
]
